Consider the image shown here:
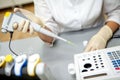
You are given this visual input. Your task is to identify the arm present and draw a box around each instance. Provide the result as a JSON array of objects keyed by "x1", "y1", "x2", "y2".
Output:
[
  {"x1": 13, "y1": 8, "x2": 54, "y2": 44},
  {"x1": 33, "y1": 0, "x2": 60, "y2": 45},
  {"x1": 84, "y1": 0, "x2": 120, "y2": 52},
  {"x1": 104, "y1": 0, "x2": 120, "y2": 33},
  {"x1": 13, "y1": 0, "x2": 60, "y2": 45}
]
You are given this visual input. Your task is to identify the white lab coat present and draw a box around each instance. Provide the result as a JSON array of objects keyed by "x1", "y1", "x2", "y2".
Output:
[{"x1": 33, "y1": 0, "x2": 120, "y2": 34}]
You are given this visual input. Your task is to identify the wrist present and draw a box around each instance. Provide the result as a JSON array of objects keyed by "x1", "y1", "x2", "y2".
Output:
[
  {"x1": 37, "y1": 25, "x2": 55, "y2": 45},
  {"x1": 97, "y1": 25, "x2": 113, "y2": 41},
  {"x1": 106, "y1": 21, "x2": 119, "y2": 32}
]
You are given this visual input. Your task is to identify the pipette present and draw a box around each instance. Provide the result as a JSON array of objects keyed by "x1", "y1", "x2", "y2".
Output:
[{"x1": 1, "y1": 12, "x2": 74, "y2": 45}]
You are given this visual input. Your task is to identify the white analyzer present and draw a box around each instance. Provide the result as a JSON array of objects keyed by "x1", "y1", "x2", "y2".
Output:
[{"x1": 68, "y1": 45, "x2": 120, "y2": 80}]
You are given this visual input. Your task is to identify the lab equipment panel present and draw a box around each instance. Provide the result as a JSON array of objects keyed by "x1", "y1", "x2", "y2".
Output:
[{"x1": 73, "y1": 46, "x2": 120, "y2": 80}]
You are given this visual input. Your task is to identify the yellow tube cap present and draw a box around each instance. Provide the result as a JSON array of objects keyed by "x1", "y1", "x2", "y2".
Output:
[
  {"x1": 5, "y1": 54, "x2": 13, "y2": 62},
  {"x1": 4, "y1": 12, "x2": 11, "y2": 17}
]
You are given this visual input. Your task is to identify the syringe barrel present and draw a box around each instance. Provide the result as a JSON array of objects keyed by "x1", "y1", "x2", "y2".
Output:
[
  {"x1": 31, "y1": 22, "x2": 68, "y2": 42},
  {"x1": 1, "y1": 12, "x2": 68, "y2": 43}
]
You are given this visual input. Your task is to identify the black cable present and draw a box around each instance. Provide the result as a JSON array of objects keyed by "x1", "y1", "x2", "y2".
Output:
[
  {"x1": 112, "y1": 35, "x2": 120, "y2": 38},
  {"x1": 9, "y1": 32, "x2": 18, "y2": 56}
]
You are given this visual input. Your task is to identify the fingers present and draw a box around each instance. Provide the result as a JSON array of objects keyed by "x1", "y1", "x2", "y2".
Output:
[
  {"x1": 22, "y1": 20, "x2": 29, "y2": 33},
  {"x1": 18, "y1": 20, "x2": 25, "y2": 31},
  {"x1": 14, "y1": 8, "x2": 25, "y2": 13},
  {"x1": 13, "y1": 8, "x2": 33, "y2": 18},
  {"x1": 84, "y1": 42, "x2": 98, "y2": 52},
  {"x1": 13, "y1": 8, "x2": 35, "y2": 34},
  {"x1": 14, "y1": 8, "x2": 20, "y2": 13},
  {"x1": 13, "y1": 23, "x2": 18, "y2": 29},
  {"x1": 29, "y1": 26, "x2": 34, "y2": 34},
  {"x1": 84, "y1": 45, "x2": 91, "y2": 52},
  {"x1": 13, "y1": 20, "x2": 34, "y2": 34},
  {"x1": 84, "y1": 46, "x2": 97, "y2": 52}
]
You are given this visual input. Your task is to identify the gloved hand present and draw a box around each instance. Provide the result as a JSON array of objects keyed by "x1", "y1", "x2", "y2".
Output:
[
  {"x1": 13, "y1": 8, "x2": 44, "y2": 34},
  {"x1": 84, "y1": 25, "x2": 113, "y2": 52}
]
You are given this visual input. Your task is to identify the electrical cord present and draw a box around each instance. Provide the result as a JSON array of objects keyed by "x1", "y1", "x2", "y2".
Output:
[
  {"x1": 112, "y1": 34, "x2": 120, "y2": 38},
  {"x1": 9, "y1": 32, "x2": 18, "y2": 56}
]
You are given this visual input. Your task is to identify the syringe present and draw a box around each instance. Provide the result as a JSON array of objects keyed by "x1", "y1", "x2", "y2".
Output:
[{"x1": 1, "y1": 12, "x2": 74, "y2": 45}]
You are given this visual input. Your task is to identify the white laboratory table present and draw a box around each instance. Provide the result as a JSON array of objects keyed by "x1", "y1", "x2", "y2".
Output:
[{"x1": 0, "y1": 26, "x2": 120, "y2": 80}]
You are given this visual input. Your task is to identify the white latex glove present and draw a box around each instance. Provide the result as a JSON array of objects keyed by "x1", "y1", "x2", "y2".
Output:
[
  {"x1": 84, "y1": 25, "x2": 113, "y2": 52},
  {"x1": 13, "y1": 8, "x2": 44, "y2": 34}
]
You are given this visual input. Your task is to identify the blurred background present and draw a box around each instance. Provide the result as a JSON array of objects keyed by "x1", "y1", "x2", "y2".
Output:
[{"x1": 0, "y1": 0, "x2": 38, "y2": 42}]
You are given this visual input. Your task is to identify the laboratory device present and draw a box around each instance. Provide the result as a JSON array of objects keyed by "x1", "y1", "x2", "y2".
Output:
[
  {"x1": 68, "y1": 45, "x2": 120, "y2": 80},
  {"x1": 68, "y1": 63, "x2": 76, "y2": 79},
  {"x1": 1, "y1": 12, "x2": 73, "y2": 45},
  {"x1": 4, "y1": 54, "x2": 15, "y2": 76},
  {"x1": 14, "y1": 54, "x2": 27, "y2": 76},
  {"x1": 36, "y1": 62, "x2": 56, "y2": 80},
  {"x1": 27, "y1": 53, "x2": 41, "y2": 77}
]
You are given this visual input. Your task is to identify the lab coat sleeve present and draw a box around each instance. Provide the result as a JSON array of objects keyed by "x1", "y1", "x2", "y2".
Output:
[
  {"x1": 33, "y1": 0, "x2": 60, "y2": 35},
  {"x1": 103, "y1": 0, "x2": 120, "y2": 25}
]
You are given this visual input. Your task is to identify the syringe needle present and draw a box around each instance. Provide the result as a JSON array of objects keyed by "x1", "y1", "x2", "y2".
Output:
[{"x1": 66, "y1": 40, "x2": 77, "y2": 46}]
